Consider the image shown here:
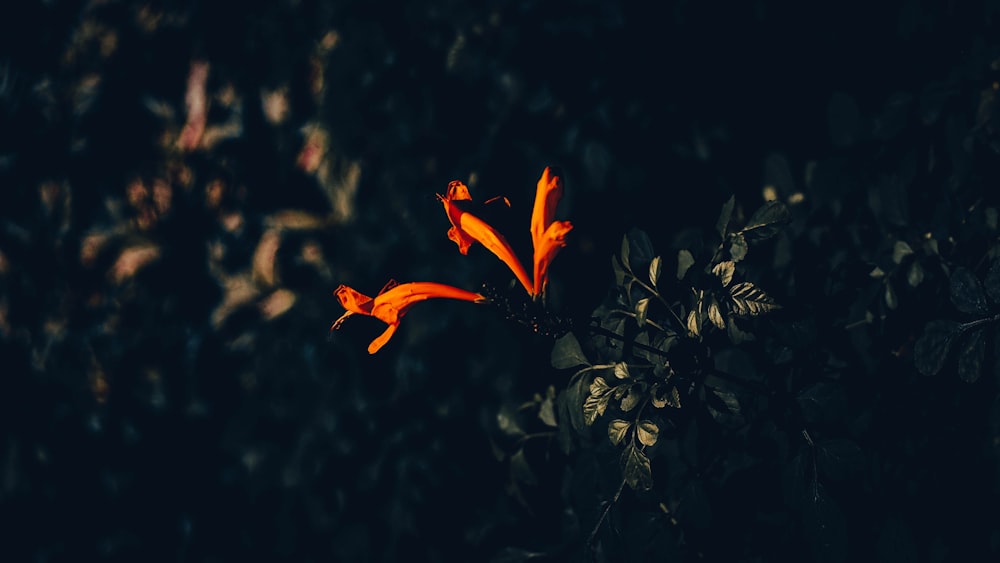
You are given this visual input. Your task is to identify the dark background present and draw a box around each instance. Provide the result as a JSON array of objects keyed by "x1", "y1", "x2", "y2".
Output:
[{"x1": 0, "y1": 0, "x2": 997, "y2": 561}]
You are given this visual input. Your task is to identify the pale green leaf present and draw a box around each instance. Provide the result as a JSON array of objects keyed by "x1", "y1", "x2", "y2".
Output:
[
  {"x1": 637, "y1": 420, "x2": 659, "y2": 446},
  {"x1": 729, "y1": 233, "x2": 748, "y2": 262},
  {"x1": 712, "y1": 261, "x2": 735, "y2": 287},
  {"x1": 538, "y1": 397, "x2": 557, "y2": 427},
  {"x1": 677, "y1": 249, "x2": 695, "y2": 280},
  {"x1": 620, "y1": 234, "x2": 631, "y2": 271},
  {"x1": 716, "y1": 194, "x2": 736, "y2": 238},
  {"x1": 635, "y1": 297, "x2": 650, "y2": 327},
  {"x1": 884, "y1": 282, "x2": 898, "y2": 310},
  {"x1": 622, "y1": 444, "x2": 653, "y2": 490},
  {"x1": 608, "y1": 419, "x2": 631, "y2": 446},
  {"x1": 907, "y1": 261, "x2": 924, "y2": 287},
  {"x1": 620, "y1": 385, "x2": 641, "y2": 412},
  {"x1": 687, "y1": 308, "x2": 701, "y2": 337},
  {"x1": 649, "y1": 256, "x2": 662, "y2": 286},
  {"x1": 614, "y1": 362, "x2": 630, "y2": 379},
  {"x1": 892, "y1": 240, "x2": 914, "y2": 264},
  {"x1": 708, "y1": 299, "x2": 725, "y2": 329},
  {"x1": 729, "y1": 282, "x2": 781, "y2": 317}
]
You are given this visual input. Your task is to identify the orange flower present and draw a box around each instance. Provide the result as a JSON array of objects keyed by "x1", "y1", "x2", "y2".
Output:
[
  {"x1": 438, "y1": 181, "x2": 534, "y2": 295},
  {"x1": 331, "y1": 280, "x2": 486, "y2": 354},
  {"x1": 530, "y1": 167, "x2": 573, "y2": 299}
]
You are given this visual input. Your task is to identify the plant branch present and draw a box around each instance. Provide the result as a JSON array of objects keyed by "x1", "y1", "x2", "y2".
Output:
[{"x1": 588, "y1": 478, "x2": 627, "y2": 561}]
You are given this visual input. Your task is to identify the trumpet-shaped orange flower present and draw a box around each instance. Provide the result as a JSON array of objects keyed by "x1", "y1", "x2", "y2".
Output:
[
  {"x1": 438, "y1": 181, "x2": 534, "y2": 295},
  {"x1": 530, "y1": 167, "x2": 573, "y2": 299},
  {"x1": 331, "y1": 280, "x2": 485, "y2": 354}
]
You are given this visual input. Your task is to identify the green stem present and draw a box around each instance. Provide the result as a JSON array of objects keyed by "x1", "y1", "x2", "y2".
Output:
[
  {"x1": 631, "y1": 276, "x2": 686, "y2": 328},
  {"x1": 588, "y1": 478, "x2": 628, "y2": 560}
]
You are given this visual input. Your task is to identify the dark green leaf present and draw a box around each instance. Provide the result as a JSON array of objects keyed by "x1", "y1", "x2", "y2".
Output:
[
  {"x1": 729, "y1": 233, "x2": 748, "y2": 262},
  {"x1": 559, "y1": 374, "x2": 590, "y2": 441},
  {"x1": 876, "y1": 517, "x2": 919, "y2": 563},
  {"x1": 914, "y1": 320, "x2": 960, "y2": 376},
  {"x1": 802, "y1": 483, "x2": 848, "y2": 563},
  {"x1": 727, "y1": 317, "x2": 755, "y2": 344},
  {"x1": 782, "y1": 449, "x2": 807, "y2": 509},
  {"x1": 716, "y1": 194, "x2": 735, "y2": 239},
  {"x1": 874, "y1": 91, "x2": 912, "y2": 141},
  {"x1": 599, "y1": 316, "x2": 628, "y2": 362},
  {"x1": 681, "y1": 419, "x2": 701, "y2": 468},
  {"x1": 509, "y1": 449, "x2": 537, "y2": 486},
  {"x1": 551, "y1": 333, "x2": 590, "y2": 369},
  {"x1": 635, "y1": 331, "x2": 677, "y2": 368},
  {"x1": 985, "y1": 259, "x2": 1000, "y2": 304},
  {"x1": 958, "y1": 327, "x2": 987, "y2": 383},
  {"x1": 612, "y1": 254, "x2": 626, "y2": 286},
  {"x1": 817, "y1": 439, "x2": 865, "y2": 482},
  {"x1": 706, "y1": 387, "x2": 744, "y2": 427},
  {"x1": 995, "y1": 329, "x2": 1000, "y2": 386},
  {"x1": 677, "y1": 480, "x2": 712, "y2": 530},
  {"x1": 828, "y1": 91, "x2": 860, "y2": 148},
  {"x1": 796, "y1": 382, "x2": 847, "y2": 425},
  {"x1": 677, "y1": 249, "x2": 695, "y2": 280},
  {"x1": 949, "y1": 267, "x2": 989, "y2": 315},
  {"x1": 620, "y1": 234, "x2": 631, "y2": 271},
  {"x1": 555, "y1": 390, "x2": 577, "y2": 442},
  {"x1": 713, "y1": 347, "x2": 759, "y2": 382},
  {"x1": 739, "y1": 201, "x2": 791, "y2": 243},
  {"x1": 620, "y1": 385, "x2": 641, "y2": 412},
  {"x1": 892, "y1": 241, "x2": 914, "y2": 264},
  {"x1": 538, "y1": 396, "x2": 557, "y2": 427},
  {"x1": 625, "y1": 227, "x2": 655, "y2": 271},
  {"x1": 489, "y1": 547, "x2": 547, "y2": 563},
  {"x1": 907, "y1": 261, "x2": 924, "y2": 287},
  {"x1": 710, "y1": 387, "x2": 741, "y2": 414},
  {"x1": 497, "y1": 405, "x2": 525, "y2": 437},
  {"x1": 765, "y1": 153, "x2": 796, "y2": 197},
  {"x1": 622, "y1": 444, "x2": 653, "y2": 490},
  {"x1": 884, "y1": 282, "x2": 898, "y2": 310},
  {"x1": 919, "y1": 81, "x2": 950, "y2": 125}
]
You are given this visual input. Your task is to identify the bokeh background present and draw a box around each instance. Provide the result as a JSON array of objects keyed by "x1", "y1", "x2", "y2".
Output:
[{"x1": 1, "y1": 0, "x2": 998, "y2": 561}]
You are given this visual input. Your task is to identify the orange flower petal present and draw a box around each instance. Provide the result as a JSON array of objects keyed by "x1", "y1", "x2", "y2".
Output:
[
  {"x1": 446, "y1": 180, "x2": 472, "y2": 201},
  {"x1": 334, "y1": 284, "x2": 374, "y2": 315},
  {"x1": 332, "y1": 281, "x2": 485, "y2": 353},
  {"x1": 530, "y1": 167, "x2": 563, "y2": 247},
  {"x1": 529, "y1": 167, "x2": 572, "y2": 298},
  {"x1": 533, "y1": 220, "x2": 573, "y2": 297},
  {"x1": 440, "y1": 183, "x2": 534, "y2": 295},
  {"x1": 368, "y1": 323, "x2": 399, "y2": 354},
  {"x1": 372, "y1": 281, "x2": 486, "y2": 324},
  {"x1": 447, "y1": 226, "x2": 475, "y2": 255}
]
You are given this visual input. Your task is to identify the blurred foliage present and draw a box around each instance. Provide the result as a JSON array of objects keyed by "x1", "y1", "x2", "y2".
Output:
[{"x1": 2, "y1": 0, "x2": 1000, "y2": 562}]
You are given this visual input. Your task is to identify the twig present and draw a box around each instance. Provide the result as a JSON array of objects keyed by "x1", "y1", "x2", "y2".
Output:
[{"x1": 588, "y1": 478, "x2": 627, "y2": 562}]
